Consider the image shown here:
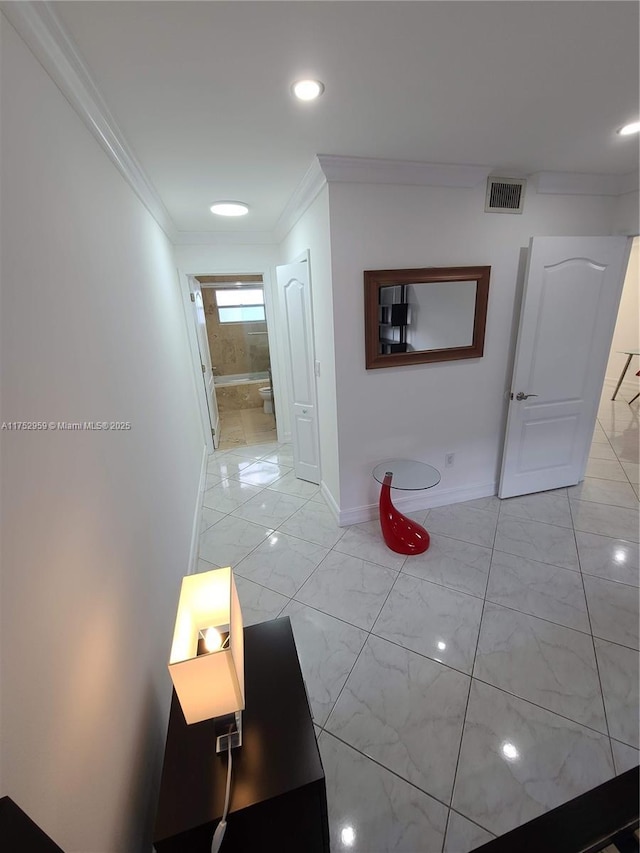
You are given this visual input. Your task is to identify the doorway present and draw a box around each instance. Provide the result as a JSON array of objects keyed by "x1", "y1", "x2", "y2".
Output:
[{"x1": 197, "y1": 275, "x2": 277, "y2": 451}]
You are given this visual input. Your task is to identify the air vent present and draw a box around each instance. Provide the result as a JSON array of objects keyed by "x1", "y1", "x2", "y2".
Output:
[{"x1": 485, "y1": 177, "x2": 526, "y2": 214}]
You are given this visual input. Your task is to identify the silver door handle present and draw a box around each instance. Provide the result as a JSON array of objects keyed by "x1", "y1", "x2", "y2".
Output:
[{"x1": 515, "y1": 391, "x2": 538, "y2": 401}]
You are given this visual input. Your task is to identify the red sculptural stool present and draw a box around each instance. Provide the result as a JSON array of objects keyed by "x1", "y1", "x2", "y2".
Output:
[{"x1": 379, "y1": 471, "x2": 430, "y2": 555}]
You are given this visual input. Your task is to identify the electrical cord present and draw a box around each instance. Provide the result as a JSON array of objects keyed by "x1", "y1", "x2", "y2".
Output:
[{"x1": 211, "y1": 734, "x2": 233, "y2": 853}]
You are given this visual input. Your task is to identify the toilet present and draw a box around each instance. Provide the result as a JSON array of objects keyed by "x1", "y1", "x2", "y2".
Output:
[{"x1": 258, "y1": 386, "x2": 273, "y2": 414}]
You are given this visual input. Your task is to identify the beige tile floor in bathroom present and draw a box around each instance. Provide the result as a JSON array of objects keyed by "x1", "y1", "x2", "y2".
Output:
[
  {"x1": 217, "y1": 406, "x2": 277, "y2": 450},
  {"x1": 198, "y1": 385, "x2": 639, "y2": 853}
]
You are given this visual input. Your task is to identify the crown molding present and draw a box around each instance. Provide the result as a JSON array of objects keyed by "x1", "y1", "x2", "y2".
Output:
[
  {"x1": 173, "y1": 231, "x2": 276, "y2": 246},
  {"x1": 273, "y1": 157, "x2": 327, "y2": 243},
  {"x1": 2, "y1": 1, "x2": 177, "y2": 241},
  {"x1": 317, "y1": 154, "x2": 492, "y2": 188},
  {"x1": 534, "y1": 170, "x2": 639, "y2": 197}
]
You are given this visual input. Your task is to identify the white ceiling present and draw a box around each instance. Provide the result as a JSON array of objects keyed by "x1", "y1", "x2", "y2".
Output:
[{"x1": 54, "y1": 1, "x2": 639, "y2": 234}]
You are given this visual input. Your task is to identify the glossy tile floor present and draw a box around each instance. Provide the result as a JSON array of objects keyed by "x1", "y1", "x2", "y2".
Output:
[{"x1": 197, "y1": 391, "x2": 639, "y2": 853}]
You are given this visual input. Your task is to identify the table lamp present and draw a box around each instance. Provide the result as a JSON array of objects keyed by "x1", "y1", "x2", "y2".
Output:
[{"x1": 168, "y1": 566, "x2": 245, "y2": 752}]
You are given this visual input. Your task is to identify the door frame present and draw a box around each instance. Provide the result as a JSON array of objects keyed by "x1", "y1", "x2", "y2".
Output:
[
  {"x1": 177, "y1": 269, "x2": 215, "y2": 455},
  {"x1": 178, "y1": 265, "x2": 286, "y2": 446}
]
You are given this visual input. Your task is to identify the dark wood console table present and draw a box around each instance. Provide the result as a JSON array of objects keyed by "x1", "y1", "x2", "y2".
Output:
[{"x1": 153, "y1": 617, "x2": 329, "y2": 852}]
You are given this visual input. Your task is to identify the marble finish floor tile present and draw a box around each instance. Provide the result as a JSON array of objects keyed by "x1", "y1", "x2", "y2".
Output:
[
  {"x1": 583, "y1": 575, "x2": 639, "y2": 649},
  {"x1": 204, "y1": 473, "x2": 222, "y2": 491},
  {"x1": 198, "y1": 515, "x2": 273, "y2": 567},
  {"x1": 231, "y1": 488, "x2": 306, "y2": 528},
  {"x1": 267, "y1": 469, "x2": 320, "y2": 499},
  {"x1": 444, "y1": 812, "x2": 495, "y2": 853},
  {"x1": 279, "y1": 501, "x2": 346, "y2": 548},
  {"x1": 334, "y1": 521, "x2": 407, "y2": 571},
  {"x1": 202, "y1": 478, "x2": 263, "y2": 514},
  {"x1": 621, "y1": 460, "x2": 640, "y2": 486},
  {"x1": 452, "y1": 680, "x2": 614, "y2": 837},
  {"x1": 494, "y1": 517, "x2": 579, "y2": 571},
  {"x1": 260, "y1": 446, "x2": 295, "y2": 467},
  {"x1": 319, "y1": 732, "x2": 448, "y2": 853},
  {"x1": 232, "y1": 459, "x2": 291, "y2": 487},
  {"x1": 373, "y1": 574, "x2": 483, "y2": 674},
  {"x1": 612, "y1": 740, "x2": 640, "y2": 774},
  {"x1": 206, "y1": 452, "x2": 257, "y2": 479},
  {"x1": 585, "y1": 457, "x2": 628, "y2": 482},
  {"x1": 234, "y1": 531, "x2": 328, "y2": 596},
  {"x1": 487, "y1": 551, "x2": 590, "y2": 632},
  {"x1": 401, "y1": 533, "x2": 491, "y2": 598},
  {"x1": 458, "y1": 496, "x2": 502, "y2": 515},
  {"x1": 589, "y1": 442, "x2": 618, "y2": 461},
  {"x1": 575, "y1": 532, "x2": 639, "y2": 587},
  {"x1": 326, "y1": 636, "x2": 470, "y2": 803},
  {"x1": 424, "y1": 504, "x2": 498, "y2": 548},
  {"x1": 234, "y1": 576, "x2": 287, "y2": 626},
  {"x1": 201, "y1": 506, "x2": 225, "y2": 532},
  {"x1": 569, "y1": 477, "x2": 639, "y2": 509},
  {"x1": 594, "y1": 639, "x2": 639, "y2": 748},
  {"x1": 474, "y1": 603, "x2": 607, "y2": 731},
  {"x1": 229, "y1": 441, "x2": 279, "y2": 459},
  {"x1": 295, "y1": 551, "x2": 397, "y2": 631},
  {"x1": 607, "y1": 432, "x2": 640, "y2": 465},
  {"x1": 500, "y1": 491, "x2": 573, "y2": 528},
  {"x1": 280, "y1": 600, "x2": 367, "y2": 726},
  {"x1": 570, "y1": 499, "x2": 640, "y2": 543}
]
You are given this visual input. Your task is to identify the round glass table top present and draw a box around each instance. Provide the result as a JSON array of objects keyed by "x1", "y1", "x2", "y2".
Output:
[{"x1": 372, "y1": 459, "x2": 441, "y2": 490}]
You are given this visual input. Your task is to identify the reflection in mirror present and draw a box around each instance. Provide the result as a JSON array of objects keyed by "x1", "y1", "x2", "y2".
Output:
[{"x1": 365, "y1": 266, "x2": 490, "y2": 369}]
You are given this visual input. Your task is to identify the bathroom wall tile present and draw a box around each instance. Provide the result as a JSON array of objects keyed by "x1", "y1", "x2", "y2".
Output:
[
  {"x1": 452, "y1": 681, "x2": 614, "y2": 836},
  {"x1": 373, "y1": 574, "x2": 483, "y2": 674},
  {"x1": 319, "y1": 731, "x2": 448, "y2": 853},
  {"x1": 474, "y1": 603, "x2": 607, "y2": 732},
  {"x1": 326, "y1": 636, "x2": 470, "y2": 803},
  {"x1": 402, "y1": 533, "x2": 491, "y2": 598}
]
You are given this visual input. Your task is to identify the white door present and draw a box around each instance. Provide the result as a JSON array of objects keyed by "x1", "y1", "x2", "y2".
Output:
[
  {"x1": 276, "y1": 260, "x2": 321, "y2": 484},
  {"x1": 499, "y1": 236, "x2": 631, "y2": 498},
  {"x1": 188, "y1": 276, "x2": 220, "y2": 450}
]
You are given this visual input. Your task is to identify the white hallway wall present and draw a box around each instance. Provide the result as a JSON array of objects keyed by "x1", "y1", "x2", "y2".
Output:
[
  {"x1": 327, "y1": 180, "x2": 617, "y2": 521},
  {"x1": 1, "y1": 16, "x2": 203, "y2": 853}
]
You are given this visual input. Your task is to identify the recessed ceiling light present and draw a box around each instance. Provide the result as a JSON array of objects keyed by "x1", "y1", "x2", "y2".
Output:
[
  {"x1": 210, "y1": 201, "x2": 249, "y2": 217},
  {"x1": 292, "y1": 79, "x2": 325, "y2": 101},
  {"x1": 618, "y1": 121, "x2": 640, "y2": 136}
]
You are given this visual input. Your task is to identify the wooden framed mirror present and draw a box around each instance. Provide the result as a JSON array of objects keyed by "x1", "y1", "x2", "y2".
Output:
[{"x1": 364, "y1": 266, "x2": 491, "y2": 369}]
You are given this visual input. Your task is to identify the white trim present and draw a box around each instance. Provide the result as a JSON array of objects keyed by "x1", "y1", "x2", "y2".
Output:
[
  {"x1": 2, "y1": 0, "x2": 177, "y2": 240},
  {"x1": 317, "y1": 154, "x2": 492, "y2": 188},
  {"x1": 534, "y1": 170, "x2": 639, "y2": 197},
  {"x1": 320, "y1": 481, "x2": 341, "y2": 523},
  {"x1": 187, "y1": 445, "x2": 209, "y2": 575},
  {"x1": 337, "y1": 481, "x2": 498, "y2": 527},
  {"x1": 273, "y1": 158, "x2": 327, "y2": 243}
]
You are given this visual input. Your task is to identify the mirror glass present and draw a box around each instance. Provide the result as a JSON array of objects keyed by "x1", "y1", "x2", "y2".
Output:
[{"x1": 365, "y1": 266, "x2": 490, "y2": 369}]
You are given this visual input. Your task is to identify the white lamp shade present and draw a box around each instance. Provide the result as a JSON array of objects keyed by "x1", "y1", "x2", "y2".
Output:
[{"x1": 168, "y1": 567, "x2": 245, "y2": 725}]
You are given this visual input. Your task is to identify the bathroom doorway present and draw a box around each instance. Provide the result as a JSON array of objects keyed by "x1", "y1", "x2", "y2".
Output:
[{"x1": 196, "y1": 275, "x2": 277, "y2": 450}]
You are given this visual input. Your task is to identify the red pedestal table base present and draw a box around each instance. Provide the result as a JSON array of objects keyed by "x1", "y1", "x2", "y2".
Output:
[{"x1": 379, "y1": 472, "x2": 430, "y2": 555}]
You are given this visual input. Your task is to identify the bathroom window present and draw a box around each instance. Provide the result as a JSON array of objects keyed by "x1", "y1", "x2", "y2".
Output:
[{"x1": 215, "y1": 288, "x2": 265, "y2": 324}]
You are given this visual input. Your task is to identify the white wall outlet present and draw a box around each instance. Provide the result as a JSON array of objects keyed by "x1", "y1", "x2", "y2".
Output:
[{"x1": 445, "y1": 453, "x2": 455, "y2": 468}]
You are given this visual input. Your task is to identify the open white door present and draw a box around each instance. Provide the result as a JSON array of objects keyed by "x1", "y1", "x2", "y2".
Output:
[
  {"x1": 499, "y1": 236, "x2": 631, "y2": 498},
  {"x1": 188, "y1": 276, "x2": 220, "y2": 450},
  {"x1": 276, "y1": 259, "x2": 321, "y2": 484}
]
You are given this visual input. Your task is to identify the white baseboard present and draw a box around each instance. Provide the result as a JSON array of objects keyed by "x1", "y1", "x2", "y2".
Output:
[
  {"x1": 187, "y1": 444, "x2": 209, "y2": 575},
  {"x1": 337, "y1": 481, "x2": 498, "y2": 527},
  {"x1": 320, "y1": 481, "x2": 341, "y2": 522}
]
